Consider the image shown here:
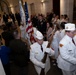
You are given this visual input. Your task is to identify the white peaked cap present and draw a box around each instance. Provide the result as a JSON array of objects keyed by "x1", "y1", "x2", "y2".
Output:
[
  {"x1": 33, "y1": 27, "x2": 37, "y2": 33},
  {"x1": 35, "y1": 31, "x2": 43, "y2": 40},
  {"x1": 65, "y1": 23, "x2": 75, "y2": 31}
]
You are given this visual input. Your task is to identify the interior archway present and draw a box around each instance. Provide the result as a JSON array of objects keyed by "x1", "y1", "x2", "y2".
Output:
[{"x1": 0, "y1": 0, "x2": 10, "y2": 14}]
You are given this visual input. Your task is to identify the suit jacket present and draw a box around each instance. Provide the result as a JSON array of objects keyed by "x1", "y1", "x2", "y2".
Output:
[
  {"x1": 9, "y1": 39, "x2": 29, "y2": 67},
  {"x1": 9, "y1": 13, "x2": 15, "y2": 23},
  {"x1": 3, "y1": 14, "x2": 8, "y2": 23},
  {"x1": 37, "y1": 20, "x2": 46, "y2": 35},
  {"x1": 15, "y1": 13, "x2": 21, "y2": 21}
]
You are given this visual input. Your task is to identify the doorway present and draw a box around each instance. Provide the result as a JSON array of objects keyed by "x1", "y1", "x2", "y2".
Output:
[{"x1": 53, "y1": 0, "x2": 60, "y2": 16}]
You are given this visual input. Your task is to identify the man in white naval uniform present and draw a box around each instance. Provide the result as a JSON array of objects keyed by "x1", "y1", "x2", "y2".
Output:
[
  {"x1": 0, "y1": 59, "x2": 6, "y2": 75},
  {"x1": 57, "y1": 23, "x2": 76, "y2": 75},
  {"x1": 30, "y1": 31, "x2": 55, "y2": 75},
  {"x1": 73, "y1": 29, "x2": 76, "y2": 44}
]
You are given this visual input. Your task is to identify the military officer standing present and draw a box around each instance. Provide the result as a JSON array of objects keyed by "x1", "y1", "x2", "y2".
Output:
[
  {"x1": 30, "y1": 30, "x2": 55, "y2": 75},
  {"x1": 57, "y1": 23, "x2": 76, "y2": 75}
]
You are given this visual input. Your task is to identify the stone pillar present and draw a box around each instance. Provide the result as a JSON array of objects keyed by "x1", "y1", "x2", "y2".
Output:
[{"x1": 60, "y1": 0, "x2": 74, "y2": 22}]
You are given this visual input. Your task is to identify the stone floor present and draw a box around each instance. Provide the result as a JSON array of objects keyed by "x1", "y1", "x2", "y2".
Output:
[{"x1": 10, "y1": 59, "x2": 63, "y2": 75}]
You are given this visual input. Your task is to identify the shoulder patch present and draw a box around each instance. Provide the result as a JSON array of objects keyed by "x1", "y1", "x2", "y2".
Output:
[{"x1": 59, "y1": 44, "x2": 63, "y2": 47}]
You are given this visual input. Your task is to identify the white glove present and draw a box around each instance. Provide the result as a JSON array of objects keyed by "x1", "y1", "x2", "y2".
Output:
[
  {"x1": 39, "y1": 62, "x2": 45, "y2": 68},
  {"x1": 45, "y1": 48, "x2": 55, "y2": 56},
  {"x1": 45, "y1": 48, "x2": 51, "y2": 54}
]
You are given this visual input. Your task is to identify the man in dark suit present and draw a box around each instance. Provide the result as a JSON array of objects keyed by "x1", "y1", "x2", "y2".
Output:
[
  {"x1": 9, "y1": 12, "x2": 15, "y2": 24},
  {"x1": 9, "y1": 30, "x2": 29, "y2": 75},
  {"x1": 37, "y1": 14, "x2": 47, "y2": 36},
  {"x1": 15, "y1": 12, "x2": 21, "y2": 26},
  {"x1": 3, "y1": 12, "x2": 8, "y2": 24}
]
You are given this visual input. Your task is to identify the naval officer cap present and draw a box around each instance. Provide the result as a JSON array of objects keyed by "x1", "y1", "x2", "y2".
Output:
[
  {"x1": 35, "y1": 31, "x2": 43, "y2": 40},
  {"x1": 65, "y1": 23, "x2": 76, "y2": 31}
]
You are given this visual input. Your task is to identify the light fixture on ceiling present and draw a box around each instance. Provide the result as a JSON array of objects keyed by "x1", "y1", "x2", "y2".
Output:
[{"x1": 41, "y1": 0, "x2": 44, "y2": 3}]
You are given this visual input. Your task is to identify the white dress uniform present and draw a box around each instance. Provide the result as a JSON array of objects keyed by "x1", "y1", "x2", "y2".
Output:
[
  {"x1": 51, "y1": 31, "x2": 59, "y2": 59},
  {"x1": 30, "y1": 41, "x2": 55, "y2": 75},
  {"x1": 0, "y1": 59, "x2": 6, "y2": 75},
  {"x1": 51, "y1": 29, "x2": 65, "y2": 59},
  {"x1": 58, "y1": 29, "x2": 65, "y2": 42},
  {"x1": 57, "y1": 35, "x2": 76, "y2": 75},
  {"x1": 73, "y1": 35, "x2": 76, "y2": 44}
]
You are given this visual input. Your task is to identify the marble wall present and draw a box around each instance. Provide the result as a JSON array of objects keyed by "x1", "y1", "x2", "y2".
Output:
[
  {"x1": 27, "y1": 0, "x2": 53, "y2": 16},
  {"x1": 60, "y1": 0, "x2": 74, "y2": 22}
]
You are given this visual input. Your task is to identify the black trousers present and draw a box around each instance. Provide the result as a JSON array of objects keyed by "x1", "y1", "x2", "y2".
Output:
[
  {"x1": 14, "y1": 64, "x2": 28, "y2": 75},
  {"x1": 3, "y1": 63, "x2": 11, "y2": 75}
]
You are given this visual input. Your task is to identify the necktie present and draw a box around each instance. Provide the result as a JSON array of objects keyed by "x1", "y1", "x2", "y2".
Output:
[
  {"x1": 41, "y1": 45, "x2": 43, "y2": 52},
  {"x1": 72, "y1": 39, "x2": 75, "y2": 45}
]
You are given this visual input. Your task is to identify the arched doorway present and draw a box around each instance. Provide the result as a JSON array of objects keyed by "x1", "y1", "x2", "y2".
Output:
[
  {"x1": 53, "y1": 0, "x2": 60, "y2": 16},
  {"x1": 0, "y1": 0, "x2": 9, "y2": 14}
]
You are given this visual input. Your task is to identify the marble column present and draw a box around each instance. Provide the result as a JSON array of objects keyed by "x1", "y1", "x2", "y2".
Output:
[{"x1": 60, "y1": 0, "x2": 74, "y2": 22}]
